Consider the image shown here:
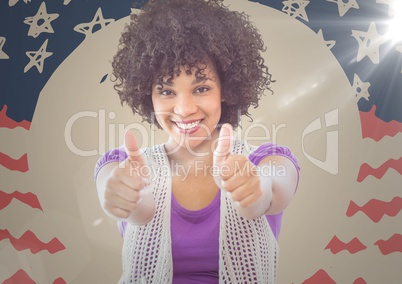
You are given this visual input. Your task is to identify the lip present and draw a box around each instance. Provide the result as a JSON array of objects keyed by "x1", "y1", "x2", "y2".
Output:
[{"x1": 173, "y1": 119, "x2": 203, "y2": 134}]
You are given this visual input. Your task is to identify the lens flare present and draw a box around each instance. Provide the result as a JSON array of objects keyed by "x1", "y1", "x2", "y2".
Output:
[{"x1": 386, "y1": 1, "x2": 402, "y2": 43}]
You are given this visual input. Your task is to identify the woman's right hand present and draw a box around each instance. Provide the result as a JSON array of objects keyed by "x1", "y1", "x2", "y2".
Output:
[{"x1": 97, "y1": 130, "x2": 155, "y2": 225}]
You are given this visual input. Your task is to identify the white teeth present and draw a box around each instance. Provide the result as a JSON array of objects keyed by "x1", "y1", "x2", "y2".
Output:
[{"x1": 176, "y1": 120, "x2": 201, "y2": 130}]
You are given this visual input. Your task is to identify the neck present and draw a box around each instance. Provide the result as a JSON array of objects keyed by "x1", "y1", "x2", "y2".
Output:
[{"x1": 164, "y1": 128, "x2": 219, "y2": 168}]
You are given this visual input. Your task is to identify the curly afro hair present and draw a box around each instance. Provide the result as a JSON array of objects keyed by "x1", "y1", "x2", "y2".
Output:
[{"x1": 112, "y1": 0, "x2": 273, "y2": 129}]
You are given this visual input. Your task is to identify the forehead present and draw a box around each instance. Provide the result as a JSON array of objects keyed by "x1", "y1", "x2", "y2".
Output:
[{"x1": 156, "y1": 62, "x2": 220, "y2": 85}]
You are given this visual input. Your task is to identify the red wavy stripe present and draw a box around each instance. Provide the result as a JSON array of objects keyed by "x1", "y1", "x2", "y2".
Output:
[
  {"x1": 302, "y1": 269, "x2": 336, "y2": 284},
  {"x1": 359, "y1": 104, "x2": 402, "y2": 141},
  {"x1": 0, "y1": 229, "x2": 65, "y2": 254},
  {"x1": 0, "y1": 190, "x2": 42, "y2": 211},
  {"x1": 374, "y1": 233, "x2": 402, "y2": 255},
  {"x1": 353, "y1": 277, "x2": 367, "y2": 284},
  {"x1": 0, "y1": 105, "x2": 31, "y2": 130},
  {"x1": 2, "y1": 270, "x2": 67, "y2": 284},
  {"x1": 2, "y1": 269, "x2": 35, "y2": 284},
  {"x1": 0, "y1": 152, "x2": 29, "y2": 172},
  {"x1": 325, "y1": 235, "x2": 367, "y2": 254},
  {"x1": 346, "y1": 197, "x2": 402, "y2": 223},
  {"x1": 357, "y1": 156, "x2": 402, "y2": 182}
]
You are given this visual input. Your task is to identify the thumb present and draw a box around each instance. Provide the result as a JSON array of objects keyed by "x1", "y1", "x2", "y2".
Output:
[
  {"x1": 213, "y1": 123, "x2": 233, "y2": 166},
  {"x1": 124, "y1": 129, "x2": 145, "y2": 167}
]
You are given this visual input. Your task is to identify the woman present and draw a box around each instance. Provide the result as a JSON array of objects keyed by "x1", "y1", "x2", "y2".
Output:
[{"x1": 94, "y1": 0, "x2": 300, "y2": 283}]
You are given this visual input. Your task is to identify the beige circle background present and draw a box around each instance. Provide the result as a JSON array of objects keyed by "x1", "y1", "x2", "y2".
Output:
[{"x1": 1, "y1": 1, "x2": 401, "y2": 283}]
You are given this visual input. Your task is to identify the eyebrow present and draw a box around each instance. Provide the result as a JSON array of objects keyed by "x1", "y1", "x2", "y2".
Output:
[{"x1": 158, "y1": 76, "x2": 212, "y2": 87}]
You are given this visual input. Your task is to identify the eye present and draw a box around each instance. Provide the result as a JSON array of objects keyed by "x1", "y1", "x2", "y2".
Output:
[
  {"x1": 195, "y1": 86, "x2": 210, "y2": 93},
  {"x1": 159, "y1": 89, "x2": 174, "y2": 96}
]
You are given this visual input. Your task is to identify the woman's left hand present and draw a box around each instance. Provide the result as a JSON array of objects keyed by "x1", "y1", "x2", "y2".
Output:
[{"x1": 213, "y1": 124, "x2": 272, "y2": 211}]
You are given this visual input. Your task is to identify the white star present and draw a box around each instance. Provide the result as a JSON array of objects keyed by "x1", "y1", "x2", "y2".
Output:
[
  {"x1": 353, "y1": 74, "x2": 371, "y2": 102},
  {"x1": 74, "y1": 7, "x2": 115, "y2": 38},
  {"x1": 326, "y1": 0, "x2": 359, "y2": 17},
  {"x1": 282, "y1": 0, "x2": 310, "y2": 22},
  {"x1": 317, "y1": 29, "x2": 336, "y2": 50},
  {"x1": 24, "y1": 2, "x2": 59, "y2": 38},
  {"x1": 8, "y1": 0, "x2": 31, "y2": 7},
  {"x1": 24, "y1": 39, "x2": 53, "y2": 73},
  {"x1": 63, "y1": 0, "x2": 72, "y2": 5},
  {"x1": 351, "y1": 22, "x2": 387, "y2": 64},
  {"x1": 0, "y1": 37, "x2": 9, "y2": 59}
]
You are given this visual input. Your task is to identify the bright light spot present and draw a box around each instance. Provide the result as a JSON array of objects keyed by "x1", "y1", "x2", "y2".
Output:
[
  {"x1": 92, "y1": 218, "x2": 103, "y2": 227},
  {"x1": 386, "y1": 1, "x2": 402, "y2": 43}
]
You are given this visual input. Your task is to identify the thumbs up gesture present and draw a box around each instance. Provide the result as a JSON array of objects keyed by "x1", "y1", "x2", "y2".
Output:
[
  {"x1": 214, "y1": 124, "x2": 272, "y2": 219},
  {"x1": 101, "y1": 130, "x2": 155, "y2": 225}
]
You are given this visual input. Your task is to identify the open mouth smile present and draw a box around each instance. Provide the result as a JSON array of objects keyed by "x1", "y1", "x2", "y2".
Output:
[{"x1": 173, "y1": 120, "x2": 202, "y2": 132}]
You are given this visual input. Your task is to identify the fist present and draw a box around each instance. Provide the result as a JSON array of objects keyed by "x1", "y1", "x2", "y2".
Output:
[
  {"x1": 213, "y1": 124, "x2": 262, "y2": 208},
  {"x1": 102, "y1": 130, "x2": 150, "y2": 220}
]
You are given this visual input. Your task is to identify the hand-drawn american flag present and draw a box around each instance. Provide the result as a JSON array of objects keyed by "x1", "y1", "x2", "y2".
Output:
[{"x1": 0, "y1": 0, "x2": 401, "y2": 283}]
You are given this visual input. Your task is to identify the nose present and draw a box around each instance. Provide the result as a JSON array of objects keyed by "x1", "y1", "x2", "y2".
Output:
[{"x1": 173, "y1": 94, "x2": 198, "y2": 118}]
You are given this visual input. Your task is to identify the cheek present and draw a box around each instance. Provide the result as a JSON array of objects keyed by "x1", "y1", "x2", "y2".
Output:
[
  {"x1": 152, "y1": 114, "x2": 170, "y2": 129},
  {"x1": 202, "y1": 95, "x2": 222, "y2": 110},
  {"x1": 151, "y1": 99, "x2": 165, "y2": 123},
  {"x1": 152, "y1": 98, "x2": 168, "y2": 115}
]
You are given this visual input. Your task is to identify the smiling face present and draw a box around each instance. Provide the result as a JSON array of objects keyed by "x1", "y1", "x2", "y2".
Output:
[{"x1": 151, "y1": 64, "x2": 222, "y2": 154}]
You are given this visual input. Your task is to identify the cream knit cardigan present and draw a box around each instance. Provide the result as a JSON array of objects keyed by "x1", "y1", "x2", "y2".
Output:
[{"x1": 119, "y1": 141, "x2": 278, "y2": 284}]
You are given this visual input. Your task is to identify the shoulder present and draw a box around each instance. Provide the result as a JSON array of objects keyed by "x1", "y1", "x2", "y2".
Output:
[
  {"x1": 238, "y1": 140, "x2": 300, "y2": 171},
  {"x1": 93, "y1": 146, "x2": 127, "y2": 181},
  {"x1": 97, "y1": 146, "x2": 127, "y2": 163}
]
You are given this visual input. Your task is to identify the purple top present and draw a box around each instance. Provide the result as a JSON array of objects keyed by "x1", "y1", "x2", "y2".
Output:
[{"x1": 94, "y1": 142, "x2": 300, "y2": 283}]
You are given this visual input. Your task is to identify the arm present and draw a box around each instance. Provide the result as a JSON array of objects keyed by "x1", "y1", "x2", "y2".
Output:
[
  {"x1": 224, "y1": 154, "x2": 298, "y2": 220},
  {"x1": 214, "y1": 124, "x2": 299, "y2": 220},
  {"x1": 257, "y1": 155, "x2": 298, "y2": 215}
]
